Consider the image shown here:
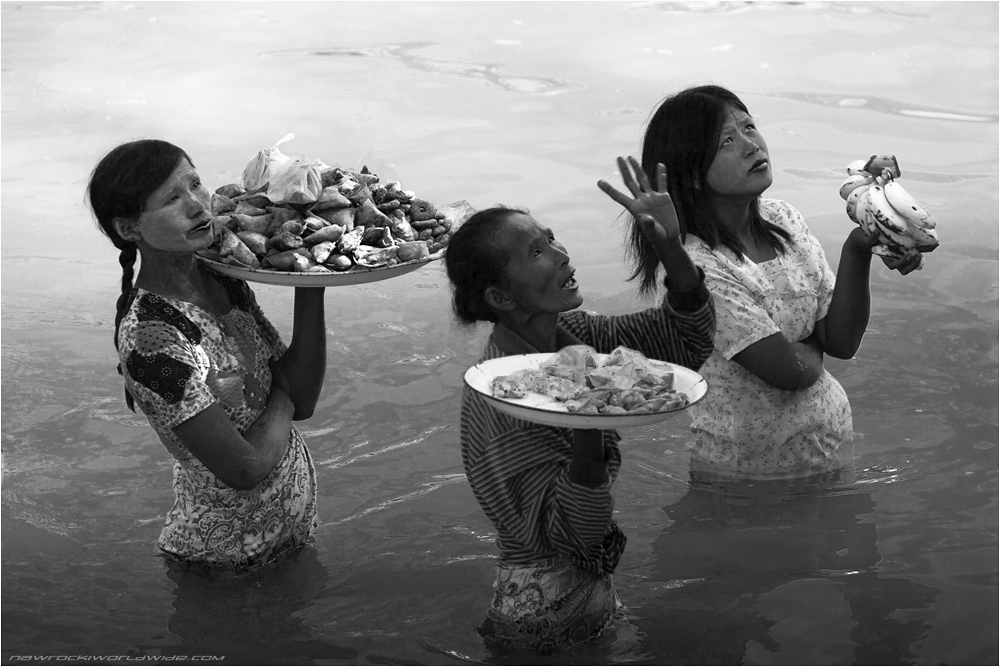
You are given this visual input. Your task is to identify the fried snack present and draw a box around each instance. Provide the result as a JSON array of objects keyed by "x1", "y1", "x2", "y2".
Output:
[
  {"x1": 311, "y1": 241, "x2": 336, "y2": 264},
  {"x1": 231, "y1": 213, "x2": 273, "y2": 235},
  {"x1": 395, "y1": 240, "x2": 429, "y2": 263},
  {"x1": 218, "y1": 228, "x2": 260, "y2": 268},
  {"x1": 236, "y1": 231, "x2": 269, "y2": 256},
  {"x1": 215, "y1": 184, "x2": 245, "y2": 199},
  {"x1": 327, "y1": 254, "x2": 353, "y2": 271},
  {"x1": 212, "y1": 193, "x2": 236, "y2": 215},
  {"x1": 305, "y1": 224, "x2": 345, "y2": 246},
  {"x1": 234, "y1": 202, "x2": 268, "y2": 217}
]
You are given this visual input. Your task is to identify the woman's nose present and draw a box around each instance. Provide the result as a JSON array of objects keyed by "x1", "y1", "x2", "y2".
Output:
[
  {"x1": 185, "y1": 191, "x2": 208, "y2": 215},
  {"x1": 552, "y1": 240, "x2": 570, "y2": 261}
]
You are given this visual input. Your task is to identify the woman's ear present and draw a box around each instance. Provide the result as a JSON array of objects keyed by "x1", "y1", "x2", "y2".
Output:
[
  {"x1": 113, "y1": 217, "x2": 142, "y2": 243},
  {"x1": 484, "y1": 286, "x2": 516, "y2": 312}
]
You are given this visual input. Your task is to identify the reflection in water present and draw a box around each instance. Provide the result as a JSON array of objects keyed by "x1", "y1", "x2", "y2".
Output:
[
  {"x1": 266, "y1": 42, "x2": 585, "y2": 96},
  {"x1": 638, "y1": 472, "x2": 942, "y2": 665},
  {"x1": 140, "y1": 548, "x2": 357, "y2": 664}
]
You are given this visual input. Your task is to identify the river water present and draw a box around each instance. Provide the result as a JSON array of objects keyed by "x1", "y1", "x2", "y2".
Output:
[{"x1": 2, "y1": 1, "x2": 997, "y2": 665}]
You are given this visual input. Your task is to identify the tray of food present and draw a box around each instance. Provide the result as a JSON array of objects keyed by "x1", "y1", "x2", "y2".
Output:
[
  {"x1": 197, "y1": 134, "x2": 474, "y2": 286},
  {"x1": 463, "y1": 345, "x2": 708, "y2": 429}
]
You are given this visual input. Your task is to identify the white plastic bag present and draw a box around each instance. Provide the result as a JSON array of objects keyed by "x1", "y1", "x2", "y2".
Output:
[
  {"x1": 267, "y1": 157, "x2": 324, "y2": 205},
  {"x1": 241, "y1": 133, "x2": 295, "y2": 191}
]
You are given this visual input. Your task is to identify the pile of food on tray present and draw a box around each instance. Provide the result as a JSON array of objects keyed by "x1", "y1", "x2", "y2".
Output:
[
  {"x1": 491, "y1": 345, "x2": 690, "y2": 415},
  {"x1": 199, "y1": 134, "x2": 473, "y2": 273}
]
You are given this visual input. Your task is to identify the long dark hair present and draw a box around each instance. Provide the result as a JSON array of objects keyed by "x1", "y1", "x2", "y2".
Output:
[
  {"x1": 628, "y1": 84, "x2": 791, "y2": 296},
  {"x1": 443, "y1": 205, "x2": 525, "y2": 326},
  {"x1": 86, "y1": 139, "x2": 192, "y2": 411}
]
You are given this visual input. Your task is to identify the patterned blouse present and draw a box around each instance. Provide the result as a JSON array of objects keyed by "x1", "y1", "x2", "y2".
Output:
[
  {"x1": 684, "y1": 198, "x2": 854, "y2": 479},
  {"x1": 461, "y1": 288, "x2": 714, "y2": 652},
  {"x1": 117, "y1": 273, "x2": 317, "y2": 571}
]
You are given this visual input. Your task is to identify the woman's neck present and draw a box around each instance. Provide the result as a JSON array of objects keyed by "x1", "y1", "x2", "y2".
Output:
[
  {"x1": 133, "y1": 248, "x2": 220, "y2": 307},
  {"x1": 494, "y1": 312, "x2": 561, "y2": 353},
  {"x1": 710, "y1": 196, "x2": 756, "y2": 245}
]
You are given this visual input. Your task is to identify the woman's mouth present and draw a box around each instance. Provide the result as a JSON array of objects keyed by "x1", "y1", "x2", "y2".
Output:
[
  {"x1": 189, "y1": 218, "x2": 213, "y2": 234},
  {"x1": 750, "y1": 159, "x2": 769, "y2": 173},
  {"x1": 561, "y1": 273, "x2": 578, "y2": 290}
]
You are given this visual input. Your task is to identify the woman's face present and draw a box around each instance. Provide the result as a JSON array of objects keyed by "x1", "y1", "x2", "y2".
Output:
[
  {"x1": 496, "y1": 213, "x2": 583, "y2": 316},
  {"x1": 704, "y1": 106, "x2": 773, "y2": 200},
  {"x1": 128, "y1": 159, "x2": 213, "y2": 252}
]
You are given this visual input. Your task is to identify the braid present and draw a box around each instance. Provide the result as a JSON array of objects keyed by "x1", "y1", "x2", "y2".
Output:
[{"x1": 114, "y1": 245, "x2": 138, "y2": 412}]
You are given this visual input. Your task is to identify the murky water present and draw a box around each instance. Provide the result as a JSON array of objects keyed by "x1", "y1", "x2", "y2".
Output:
[{"x1": 2, "y1": 2, "x2": 997, "y2": 665}]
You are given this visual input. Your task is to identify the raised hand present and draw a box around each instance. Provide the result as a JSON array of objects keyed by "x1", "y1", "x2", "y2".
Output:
[{"x1": 598, "y1": 156, "x2": 680, "y2": 244}]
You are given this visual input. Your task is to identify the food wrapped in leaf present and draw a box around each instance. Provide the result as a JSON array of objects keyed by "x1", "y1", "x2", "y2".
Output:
[
  {"x1": 313, "y1": 206, "x2": 355, "y2": 229},
  {"x1": 311, "y1": 187, "x2": 352, "y2": 211},
  {"x1": 218, "y1": 228, "x2": 260, "y2": 268}
]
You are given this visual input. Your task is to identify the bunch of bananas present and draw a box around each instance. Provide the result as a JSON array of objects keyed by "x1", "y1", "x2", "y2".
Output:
[{"x1": 840, "y1": 154, "x2": 939, "y2": 269}]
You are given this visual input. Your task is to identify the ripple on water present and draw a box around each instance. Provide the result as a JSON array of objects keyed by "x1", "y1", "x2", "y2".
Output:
[
  {"x1": 764, "y1": 91, "x2": 999, "y2": 124},
  {"x1": 265, "y1": 42, "x2": 586, "y2": 96}
]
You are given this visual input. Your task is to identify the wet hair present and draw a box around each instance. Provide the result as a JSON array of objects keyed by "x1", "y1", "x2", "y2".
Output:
[
  {"x1": 444, "y1": 205, "x2": 527, "y2": 326},
  {"x1": 86, "y1": 139, "x2": 192, "y2": 410},
  {"x1": 628, "y1": 84, "x2": 791, "y2": 296}
]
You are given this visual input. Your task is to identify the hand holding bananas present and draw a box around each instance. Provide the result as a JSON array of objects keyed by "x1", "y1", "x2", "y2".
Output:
[{"x1": 840, "y1": 155, "x2": 939, "y2": 271}]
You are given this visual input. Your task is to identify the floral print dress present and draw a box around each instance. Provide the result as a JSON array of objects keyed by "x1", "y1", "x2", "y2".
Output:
[
  {"x1": 118, "y1": 273, "x2": 317, "y2": 571},
  {"x1": 684, "y1": 198, "x2": 853, "y2": 479}
]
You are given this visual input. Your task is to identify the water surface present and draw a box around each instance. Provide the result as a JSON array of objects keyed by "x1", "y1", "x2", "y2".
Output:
[{"x1": 2, "y1": 2, "x2": 997, "y2": 665}]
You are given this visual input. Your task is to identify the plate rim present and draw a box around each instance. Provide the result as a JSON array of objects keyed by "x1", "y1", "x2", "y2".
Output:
[
  {"x1": 196, "y1": 249, "x2": 444, "y2": 285},
  {"x1": 463, "y1": 351, "x2": 708, "y2": 428}
]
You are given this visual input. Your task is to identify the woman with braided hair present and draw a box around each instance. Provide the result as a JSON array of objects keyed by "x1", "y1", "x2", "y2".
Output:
[{"x1": 88, "y1": 140, "x2": 327, "y2": 572}]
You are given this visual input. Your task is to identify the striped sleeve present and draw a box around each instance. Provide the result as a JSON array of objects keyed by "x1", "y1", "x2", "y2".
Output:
[
  {"x1": 461, "y1": 383, "x2": 624, "y2": 572},
  {"x1": 559, "y1": 284, "x2": 716, "y2": 371}
]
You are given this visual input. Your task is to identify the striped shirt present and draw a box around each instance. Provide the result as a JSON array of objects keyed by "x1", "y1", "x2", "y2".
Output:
[{"x1": 461, "y1": 288, "x2": 715, "y2": 575}]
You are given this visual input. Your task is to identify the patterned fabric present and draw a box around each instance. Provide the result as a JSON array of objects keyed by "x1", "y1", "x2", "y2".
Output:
[
  {"x1": 479, "y1": 557, "x2": 625, "y2": 655},
  {"x1": 117, "y1": 273, "x2": 317, "y2": 571},
  {"x1": 461, "y1": 291, "x2": 714, "y2": 652},
  {"x1": 684, "y1": 198, "x2": 853, "y2": 479}
]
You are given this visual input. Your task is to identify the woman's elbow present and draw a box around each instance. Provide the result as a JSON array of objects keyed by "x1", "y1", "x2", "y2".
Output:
[
  {"x1": 218, "y1": 459, "x2": 274, "y2": 490},
  {"x1": 769, "y1": 367, "x2": 822, "y2": 392}
]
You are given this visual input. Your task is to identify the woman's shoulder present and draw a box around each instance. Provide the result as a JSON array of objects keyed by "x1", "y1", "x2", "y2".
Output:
[
  {"x1": 123, "y1": 290, "x2": 203, "y2": 346},
  {"x1": 759, "y1": 197, "x2": 809, "y2": 234}
]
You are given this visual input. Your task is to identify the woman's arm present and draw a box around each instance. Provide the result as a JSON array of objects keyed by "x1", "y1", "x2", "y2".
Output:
[
  {"x1": 173, "y1": 381, "x2": 295, "y2": 490},
  {"x1": 272, "y1": 287, "x2": 327, "y2": 420},
  {"x1": 732, "y1": 331, "x2": 825, "y2": 391},
  {"x1": 462, "y1": 391, "x2": 617, "y2": 560},
  {"x1": 813, "y1": 227, "x2": 922, "y2": 359},
  {"x1": 583, "y1": 157, "x2": 715, "y2": 368}
]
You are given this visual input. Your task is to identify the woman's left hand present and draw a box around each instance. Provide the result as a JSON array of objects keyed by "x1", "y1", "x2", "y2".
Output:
[
  {"x1": 850, "y1": 226, "x2": 924, "y2": 275},
  {"x1": 598, "y1": 156, "x2": 680, "y2": 244}
]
